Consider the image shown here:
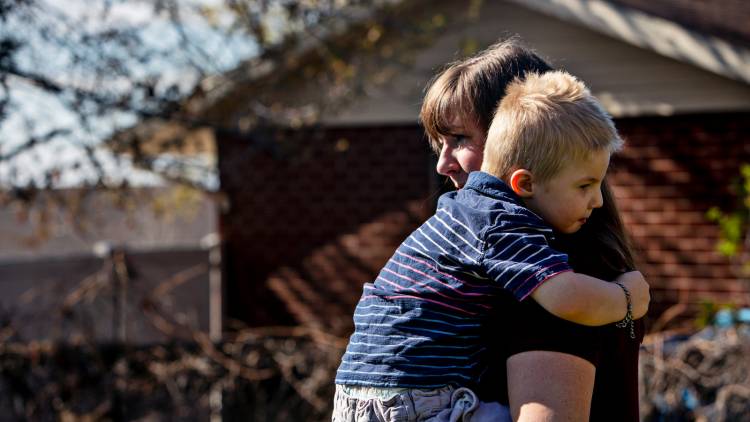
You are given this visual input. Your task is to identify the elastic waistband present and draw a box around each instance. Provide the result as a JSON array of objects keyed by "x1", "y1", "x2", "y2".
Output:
[{"x1": 339, "y1": 385, "x2": 411, "y2": 401}]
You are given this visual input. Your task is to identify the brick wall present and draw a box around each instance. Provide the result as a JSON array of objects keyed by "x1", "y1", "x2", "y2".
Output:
[
  {"x1": 218, "y1": 125, "x2": 436, "y2": 326},
  {"x1": 219, "y1": 113, "x2": 750, "y2": 330},
  {"x1": 611, "y1": 113, "x2": 750, "y2": 325}
]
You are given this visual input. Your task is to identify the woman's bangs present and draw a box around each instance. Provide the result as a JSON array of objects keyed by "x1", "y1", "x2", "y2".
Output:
[
  {"x1": 428, "y1": 94, "x2": 474, "y2": 152},
  {"x1": 422, "y1": 87, "x2": 453, "y2": 151}
]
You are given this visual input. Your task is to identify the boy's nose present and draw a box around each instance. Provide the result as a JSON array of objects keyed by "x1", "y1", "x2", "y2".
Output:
[{"x1": 591, "y1": 188, "x2": 604, "y2": 209}]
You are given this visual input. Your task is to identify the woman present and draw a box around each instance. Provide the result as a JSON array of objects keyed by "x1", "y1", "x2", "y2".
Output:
[{"x1": 420, "y1": 38, "x2": 645, "y2": 421}]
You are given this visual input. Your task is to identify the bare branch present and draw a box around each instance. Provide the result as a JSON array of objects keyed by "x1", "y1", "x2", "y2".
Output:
[{"x1": 0, "y1": 128, "x2": 71, "y2": 161}]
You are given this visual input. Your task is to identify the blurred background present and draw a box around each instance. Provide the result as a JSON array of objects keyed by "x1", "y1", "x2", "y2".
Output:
[{"x1": 1, "y1": 0, "x2": 749, "y2": 420}]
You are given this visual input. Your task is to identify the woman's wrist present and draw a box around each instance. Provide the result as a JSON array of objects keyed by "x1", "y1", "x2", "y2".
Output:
[{"x1": 613, "y1": 280, "x2": 636, "y2": 339}]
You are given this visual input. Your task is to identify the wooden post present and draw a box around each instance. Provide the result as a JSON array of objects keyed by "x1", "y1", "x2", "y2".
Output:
[{"x1": 203, "y1": 233, "x2": 223, "y2": 421}]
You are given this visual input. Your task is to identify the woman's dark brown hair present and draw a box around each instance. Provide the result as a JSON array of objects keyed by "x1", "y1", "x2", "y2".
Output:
[
  {"x1": 420, "y1": 37, "x2": 552, "y2": 152},
  {"x1": 552, "y1": 181, "x2": 636, "y2": 280}
]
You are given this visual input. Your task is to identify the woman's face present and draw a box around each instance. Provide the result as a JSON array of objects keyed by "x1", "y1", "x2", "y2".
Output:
[{"x1": 435, "y1": 114, "x2": 485, "y2": 189}]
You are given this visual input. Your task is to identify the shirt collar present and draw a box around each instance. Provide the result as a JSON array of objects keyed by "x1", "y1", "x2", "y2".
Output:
[{"x1": 463, "y1": 171, "x2": 522, "y2": 204}]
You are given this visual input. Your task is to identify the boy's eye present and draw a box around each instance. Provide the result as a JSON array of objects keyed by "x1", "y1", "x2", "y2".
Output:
[{"x1": 579, "y1": 184, "x2": 591, "y2": 190}]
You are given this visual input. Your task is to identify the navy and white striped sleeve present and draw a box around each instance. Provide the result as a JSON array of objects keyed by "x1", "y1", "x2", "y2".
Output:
[{"x1": 481, "y1": 214, "x2": 572, "y2": 301}]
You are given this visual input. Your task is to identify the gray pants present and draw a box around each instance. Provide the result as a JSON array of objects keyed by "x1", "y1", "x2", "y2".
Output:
[{"x1": 332, "y1": 385, "x2": 511, "y2": 422}]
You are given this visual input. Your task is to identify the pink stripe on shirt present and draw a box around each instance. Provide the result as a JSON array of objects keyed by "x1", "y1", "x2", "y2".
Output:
[
  {"x1": 381, "y1": 267, "x2": 491, "y2": 310},
  {"x1": 515, "y1": 265, "x2": 573, "y2": 301}
]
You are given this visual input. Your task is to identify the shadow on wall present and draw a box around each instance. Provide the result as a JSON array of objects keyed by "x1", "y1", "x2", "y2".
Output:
[
  {"x1": 218, "y1": 125, "x2": 438, "y2": 327},
  {"x1": 610, "y1": 113, "x2": 750, "y2": 327}
]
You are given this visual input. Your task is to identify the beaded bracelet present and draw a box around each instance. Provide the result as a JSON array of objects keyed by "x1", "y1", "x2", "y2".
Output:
[{"x1": 614, "y1": 281, "x2": 636, "y2": 339}]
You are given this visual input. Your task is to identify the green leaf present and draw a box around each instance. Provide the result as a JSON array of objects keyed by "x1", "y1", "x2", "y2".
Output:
[
  {"x1": 717, "y1": 239, "x2": 738, "y2": 257},
  {"x1": 706, "y1": 206, "x2": 722, "y2": 222}
]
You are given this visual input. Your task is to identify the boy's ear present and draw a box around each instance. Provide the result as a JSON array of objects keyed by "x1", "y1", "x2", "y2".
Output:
[{"x1": 509, "y1": 169, "x2": 534, "y2": 197}]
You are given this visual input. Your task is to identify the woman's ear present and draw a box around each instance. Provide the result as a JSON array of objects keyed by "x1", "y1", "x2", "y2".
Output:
[{"x1": 509, "y1": 169, "x2": 535, "y2": 197}]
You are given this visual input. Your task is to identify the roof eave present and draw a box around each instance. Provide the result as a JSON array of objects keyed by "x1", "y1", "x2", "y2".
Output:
[{"x1": 508, "y1": 0, "x2": 750, "y2": 85}]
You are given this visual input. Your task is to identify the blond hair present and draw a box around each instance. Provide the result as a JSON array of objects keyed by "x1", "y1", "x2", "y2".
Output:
[
  {"x1": 482, "y1": 71, "x2": 623, "y2": 182},
  {"x1": 419, "y1": 38, "x2": 552, "y2": 152}
]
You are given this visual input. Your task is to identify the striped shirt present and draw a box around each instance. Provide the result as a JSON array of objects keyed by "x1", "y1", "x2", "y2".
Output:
[{"x1": 335, "y1": 171, "x2": 572, "y2": 389}]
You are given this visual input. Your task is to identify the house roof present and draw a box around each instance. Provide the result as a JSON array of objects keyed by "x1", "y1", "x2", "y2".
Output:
[
  {"x1": 607, "y1": 0, "x2": 750, "y2": 46},
  {"x1": 109, "y1": 0, "x2": 750, "y2": 161},
  {"x1": 110, "y1": 0, "x2": 750, "y2": 186},
  {"x1": 200, "y1": 0, "x2": 750, "y2": 127},
  {"x1": 511, "y1": 0, "x2": 750, "y2": 84}
]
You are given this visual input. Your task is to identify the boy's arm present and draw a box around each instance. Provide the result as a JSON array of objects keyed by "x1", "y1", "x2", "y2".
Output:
[{"x1": 530, "y1": 271, "x2": 650, "y2": 326}]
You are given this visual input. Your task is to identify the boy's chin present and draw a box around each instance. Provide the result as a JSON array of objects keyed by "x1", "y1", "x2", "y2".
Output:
[{"x1": 557, "y1": 224, "x2": 583, "y2": 234}]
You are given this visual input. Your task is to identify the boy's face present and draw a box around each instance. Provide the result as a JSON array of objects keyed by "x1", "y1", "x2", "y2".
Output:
[
  {"x1": 524, "y1": 149, "x2": 610, "y2": 234},
  {"x1": 435, "y1": 114, "x2": 485, "y2": 189}
]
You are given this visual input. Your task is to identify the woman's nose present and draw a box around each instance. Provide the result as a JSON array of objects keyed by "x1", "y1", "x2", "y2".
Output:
[{"x1": 436, "y1": 146, "x2": 457, "y2": 176}]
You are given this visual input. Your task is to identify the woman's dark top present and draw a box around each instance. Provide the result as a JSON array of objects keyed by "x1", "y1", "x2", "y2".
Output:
[
  {"x1": 479, "y1": 282, "x2": 645, "y2": 421},
  {"x1": 474, "y1": 180, "x2": 644, "y2": 420}
]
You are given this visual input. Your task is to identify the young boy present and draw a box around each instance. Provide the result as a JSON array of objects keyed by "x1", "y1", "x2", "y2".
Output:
[{"x1": 333, "y1": 71, "x2": 649, "y2": 421}]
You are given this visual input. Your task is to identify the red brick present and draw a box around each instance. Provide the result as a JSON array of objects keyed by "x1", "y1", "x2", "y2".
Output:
[{"x1": 648, "y1": 159, "x2": 683, "y2": 173}]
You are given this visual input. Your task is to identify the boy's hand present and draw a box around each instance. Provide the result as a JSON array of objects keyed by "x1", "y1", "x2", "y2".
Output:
[{"x1": 615, "y1": 271, "x2": 650, "y2": 320}]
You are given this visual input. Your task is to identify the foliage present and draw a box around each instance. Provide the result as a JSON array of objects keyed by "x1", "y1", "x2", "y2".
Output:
[
  {"x1": 0, "y1": 246, "x2": 346, "y2": 420},
  {"x1": 0, "y1": 0, "x2": 474, "y2": 241},
  {"x1": 0, "y1": 333, "x2": 342, "y2": 421},
  {"x1": 0, "y1": 0, "x2": 357, "y2": 189},
  {"x1": 693, "y1": 300, "x2": 738, "y2": 330},
  {"x1": 0, "y1": 0, "x2": 463, "y2": 193},
  {"x1": 706, "y1": 164, "x2": 750, "y2": 278}
]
